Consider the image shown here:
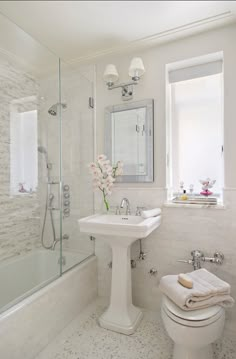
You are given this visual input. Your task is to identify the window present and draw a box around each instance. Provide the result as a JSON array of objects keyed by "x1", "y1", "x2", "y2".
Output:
[
  {"x1": 166, "y1": 54, "x2": 224, "y2": 200},
  {"x1": 10, "y1": 104, "x2": 38, "y2": 195}
]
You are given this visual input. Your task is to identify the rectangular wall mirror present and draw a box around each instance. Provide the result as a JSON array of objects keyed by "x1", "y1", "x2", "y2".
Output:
[{"x1": 105, "y1": 99, "x2": 154, "y2": 183}]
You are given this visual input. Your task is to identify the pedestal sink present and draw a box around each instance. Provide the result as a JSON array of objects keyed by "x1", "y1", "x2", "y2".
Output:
[{"x1": 78, "y1": 213, "x2": 161, "y2": 335}]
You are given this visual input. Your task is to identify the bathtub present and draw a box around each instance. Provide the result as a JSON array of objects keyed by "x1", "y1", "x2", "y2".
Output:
[
  {"x1": 0, "y1": 249, "x2": 92, "y2": 314},
  {"x1": 0, "y1": 251, "x2": 97, "y2": 359}
]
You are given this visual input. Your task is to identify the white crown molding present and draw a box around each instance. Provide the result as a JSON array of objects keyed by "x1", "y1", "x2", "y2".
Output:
[
  {"x1": 0, "y1": 10, "x2": 235, "y2": 74},
  {"x1": 68, "y1": 11, "x2": 236, "y2": 65}
]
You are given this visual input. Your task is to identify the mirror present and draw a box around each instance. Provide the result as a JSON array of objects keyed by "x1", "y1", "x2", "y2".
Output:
[{"x1": 105, "y1": 99, "x2": 154, "y2": 182}]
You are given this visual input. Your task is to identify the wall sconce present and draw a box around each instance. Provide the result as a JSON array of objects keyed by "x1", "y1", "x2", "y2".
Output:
[{"x1": 103, "y1": 57, "x2": 145, "y2": 101}]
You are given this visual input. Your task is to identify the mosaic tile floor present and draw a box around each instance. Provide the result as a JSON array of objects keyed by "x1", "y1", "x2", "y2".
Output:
[{"x1": 35, "y1": 299, "x2": 236, "y2": 359}]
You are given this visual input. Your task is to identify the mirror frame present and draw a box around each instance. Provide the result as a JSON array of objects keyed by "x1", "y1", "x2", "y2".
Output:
[{"x1": 105, "y1": 99, "x2": 154, "y2": 183}]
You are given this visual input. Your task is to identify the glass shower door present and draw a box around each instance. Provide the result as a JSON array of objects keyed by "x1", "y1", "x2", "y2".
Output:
[
  {"x1": 0, "y1": 11, "x2": 62, "y2": 314},
  {"x1": 60, "y1": 64, "x2": 95, "y2": 273}
]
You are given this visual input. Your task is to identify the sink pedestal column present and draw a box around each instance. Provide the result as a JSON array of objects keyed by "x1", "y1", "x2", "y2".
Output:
[{"x1": 99, "y1": 238, "x2": 143, "y2": 335}]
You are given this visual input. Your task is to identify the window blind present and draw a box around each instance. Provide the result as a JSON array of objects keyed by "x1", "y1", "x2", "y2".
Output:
[{"x1": 169, "y1": 60, "x2": 223, "y2": 84}]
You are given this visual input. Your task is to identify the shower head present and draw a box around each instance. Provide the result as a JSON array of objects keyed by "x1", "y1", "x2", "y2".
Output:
[{"x1": 48, "y1": 103, "x2": 67, "y2": 116}]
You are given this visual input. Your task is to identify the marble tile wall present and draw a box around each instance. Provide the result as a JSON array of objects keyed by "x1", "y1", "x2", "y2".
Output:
[{"x1": 0, "y1": 58, "x2": 40, "y2": 262}]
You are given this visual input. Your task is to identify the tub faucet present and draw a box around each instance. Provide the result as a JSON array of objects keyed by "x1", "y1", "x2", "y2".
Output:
[
  {"x1": 120, "y1": 198, "x2": 131, "y2": 215},
  {"x1": 51, "y1": 234, "x2": 69, "y2": 250}
]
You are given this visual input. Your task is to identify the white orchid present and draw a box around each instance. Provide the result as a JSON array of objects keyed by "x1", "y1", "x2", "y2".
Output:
[{"x1": 89, "y1": 155, "x2": 123, "y2": 211}]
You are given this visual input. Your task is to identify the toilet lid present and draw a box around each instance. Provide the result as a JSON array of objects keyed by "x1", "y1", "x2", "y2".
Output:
[{"x1": 162, "y1": 295, "x2": 223, "y2": 322}]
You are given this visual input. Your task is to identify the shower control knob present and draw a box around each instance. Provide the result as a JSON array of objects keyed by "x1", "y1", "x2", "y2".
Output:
[
  {"x1": 63, "y1": 208, "x2": 70, "y2": 217},
  {"x1": 62, "y1": 184, "x2": 70, "y2": 217}
]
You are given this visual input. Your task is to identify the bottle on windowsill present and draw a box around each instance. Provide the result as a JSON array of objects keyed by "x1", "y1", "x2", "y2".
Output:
[{"x1": 180, "y1": 190, "x2": 188, "y2": 201}]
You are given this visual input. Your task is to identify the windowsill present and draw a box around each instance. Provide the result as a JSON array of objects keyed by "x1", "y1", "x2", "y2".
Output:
[{"x1": 164, "y1": 201, "x2": 225, "y2": 209}]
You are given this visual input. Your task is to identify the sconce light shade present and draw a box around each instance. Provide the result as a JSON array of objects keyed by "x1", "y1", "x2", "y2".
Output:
[
  {"x1": 129, "y1": 57, "x2": 145, "y2": 81},
  {"x1": 103, "y1": 64, "x2": 119, "y2": 86}
]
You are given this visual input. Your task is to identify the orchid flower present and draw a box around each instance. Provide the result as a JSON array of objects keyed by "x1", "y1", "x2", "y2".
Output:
[{"x1": 89, "y1": 155, "x2": 123, "y2": 211}]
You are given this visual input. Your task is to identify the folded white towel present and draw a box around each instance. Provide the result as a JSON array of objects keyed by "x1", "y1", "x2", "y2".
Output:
[
  {"x1": 141, "y1": 208, "x2": 161, "y2": 219},
  {"x1": 159, "y1": 268, "x2": 235, "y2": 311}
]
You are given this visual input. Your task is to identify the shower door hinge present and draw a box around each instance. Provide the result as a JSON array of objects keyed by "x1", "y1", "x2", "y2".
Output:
[{"x1": 89, "y1": 97, "x2": 94, "y2": 109}]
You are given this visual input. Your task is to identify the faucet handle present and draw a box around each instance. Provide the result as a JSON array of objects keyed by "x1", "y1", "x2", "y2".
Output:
[
  {"x1": 135, "y1": 206, "x2": 146, "y2": 216},
  {"x1": 115, "y1": 206, "x2": 121, "y2": 215}
]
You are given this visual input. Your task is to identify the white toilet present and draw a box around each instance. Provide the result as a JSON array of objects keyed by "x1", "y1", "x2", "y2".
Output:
[{"x1": 161, "y1": 295, "x2": 225, "y2": 359}]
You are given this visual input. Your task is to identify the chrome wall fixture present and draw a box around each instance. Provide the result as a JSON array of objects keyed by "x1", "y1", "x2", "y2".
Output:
[
  {"x1": 178, "y1": 250, "x2": 224, "y2": 270},
  {"x1": 103, "y1": 57, "x2": 145, "y2": 101},
  {"x1": 63, "y1": 184, "x2": 70, "y2": 218}
]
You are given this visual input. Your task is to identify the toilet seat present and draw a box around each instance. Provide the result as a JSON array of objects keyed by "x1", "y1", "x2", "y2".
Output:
[{"x1": 162, "y1": 295, "x2": 224, "y2": 327}]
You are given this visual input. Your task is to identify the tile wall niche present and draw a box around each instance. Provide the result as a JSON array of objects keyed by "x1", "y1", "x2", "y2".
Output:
[{"x1": 0, "y1": 57, "x2": 40, "y2": 262}]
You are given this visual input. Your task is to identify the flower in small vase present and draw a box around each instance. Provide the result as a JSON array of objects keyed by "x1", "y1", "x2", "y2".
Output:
[
  {"x1": 89, "y1": 155, "x2": 123, "y2": 211},
  {"x1": 199, "y1": 178, "x2": 216, "y2": 196}
]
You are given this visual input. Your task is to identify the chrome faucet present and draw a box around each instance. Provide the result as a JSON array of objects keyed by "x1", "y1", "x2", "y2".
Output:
[
  {"x1": 52, "y1": 234, "x2": 69, "y2": 250},
  {"x1": 120, "y1": 198, "x2": 131, "y2": 215}
]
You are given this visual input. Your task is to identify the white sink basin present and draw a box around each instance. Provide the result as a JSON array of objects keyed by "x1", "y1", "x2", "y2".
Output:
[
  {"x1": 78, "y1": 212, "x2": 161, "y2": 335},
  {"x1": 78, "y1": 213, "x2": 161, "y2": 239}
]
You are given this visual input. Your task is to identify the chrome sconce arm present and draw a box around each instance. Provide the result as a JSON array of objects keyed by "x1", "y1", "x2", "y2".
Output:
[
  {"x1": 103, "y1": 57, "x2": 145, "y2": 101},
  {"x1": 107, "y1": 81, "x2": 138, "y2": 101}
]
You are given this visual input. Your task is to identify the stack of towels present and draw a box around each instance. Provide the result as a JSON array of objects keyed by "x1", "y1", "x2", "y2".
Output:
[
  {"x1": 141, "y1": 208, "x2": 161, "y2": 218},
  {"x1": 160, "y1": 268, "x2": 234, "y2": 310}
]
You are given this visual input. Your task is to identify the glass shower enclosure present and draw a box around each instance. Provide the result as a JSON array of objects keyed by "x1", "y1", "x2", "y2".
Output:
[{"x1": 0, "y1": 11, "x2": 95, "y2": 314}]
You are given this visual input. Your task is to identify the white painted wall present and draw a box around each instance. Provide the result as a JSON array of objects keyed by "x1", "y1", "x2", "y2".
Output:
[{"x1": 94, "y1": 23, "x2": 236, "y2": 338}]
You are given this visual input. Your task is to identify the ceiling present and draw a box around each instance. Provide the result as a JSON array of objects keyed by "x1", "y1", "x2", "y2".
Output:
[{"x1": 0, "y1": 1, "x2": 236, "y2": 64}]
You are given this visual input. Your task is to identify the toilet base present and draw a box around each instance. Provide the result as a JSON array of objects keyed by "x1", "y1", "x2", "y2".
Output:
[{"x1": 173, "y1": 343, "x2": 213, "y2": 359}]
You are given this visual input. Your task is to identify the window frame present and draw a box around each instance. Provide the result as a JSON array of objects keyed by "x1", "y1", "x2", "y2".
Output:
[{"x1": 166, "y1": 53, "x2": 224, "y2": 204}]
